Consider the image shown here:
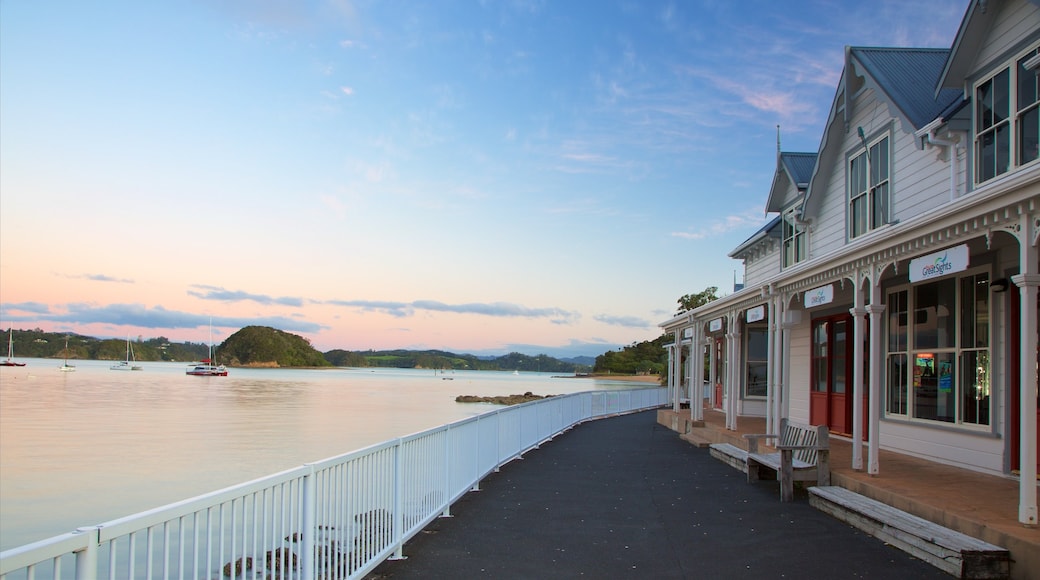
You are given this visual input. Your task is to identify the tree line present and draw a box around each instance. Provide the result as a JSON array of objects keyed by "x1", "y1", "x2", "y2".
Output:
[{"x1": 4, "y1": 287, "x2": 719, "y2": 371}]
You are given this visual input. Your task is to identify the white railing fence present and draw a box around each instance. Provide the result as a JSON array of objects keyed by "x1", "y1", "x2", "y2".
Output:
[{"x1": 1, "y1": 387, "x2": 666, "y2": 580}]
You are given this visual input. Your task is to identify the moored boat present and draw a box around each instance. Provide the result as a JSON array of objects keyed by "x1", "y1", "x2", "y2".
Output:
[{"x1": 2, "y1": 328, "x2": 26, "y2": 367}]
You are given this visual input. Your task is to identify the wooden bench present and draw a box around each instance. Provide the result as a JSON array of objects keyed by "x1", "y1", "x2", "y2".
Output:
[
  {"x1": 809, "y1": 486, "x2": 1009, "y2": 579},
  {"x1": 744, "y1": 418, "x2": 830, "y2": 502},
  {"x1": 708, "y1": 442, "x2": 748, "y2": 473}
]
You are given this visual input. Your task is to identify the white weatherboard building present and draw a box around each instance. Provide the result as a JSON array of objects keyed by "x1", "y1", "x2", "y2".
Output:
[{"x1": 661, "y1": 0, "x2": 1040, "y2": 526}]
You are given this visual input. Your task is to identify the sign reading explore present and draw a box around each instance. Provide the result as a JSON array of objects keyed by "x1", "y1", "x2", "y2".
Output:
[{"x1": 908, "y1": 244, "x2": 969, "y2": 283}]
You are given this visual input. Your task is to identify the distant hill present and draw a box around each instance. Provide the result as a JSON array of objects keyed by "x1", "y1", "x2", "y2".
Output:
[
  {"x1": 559, "y1": 355, "x2": 596, "y2": 367},
  {"x1": 323, "y1": 349, "x2": 591, "y2": 373},
  {"x1": 220, "y1": 326, "x2": 332, "y2": 367},
  {"x1": 2, "y1": 328, "x2": 599, "y2": 372}
]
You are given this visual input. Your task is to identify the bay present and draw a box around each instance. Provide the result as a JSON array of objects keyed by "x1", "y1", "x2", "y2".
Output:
[{"x1": 0, "y1": 360, "x2": 646, "y2": 551}]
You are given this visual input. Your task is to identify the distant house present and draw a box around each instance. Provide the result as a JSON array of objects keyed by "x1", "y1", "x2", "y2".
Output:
[{"x1": 661, "y1": 0, "x2": 1039, "y2": 525}]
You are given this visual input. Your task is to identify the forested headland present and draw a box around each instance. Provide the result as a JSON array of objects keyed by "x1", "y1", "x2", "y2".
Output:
[{"x1": 3, "y1": 288, "x2": 718, "y2": 374}]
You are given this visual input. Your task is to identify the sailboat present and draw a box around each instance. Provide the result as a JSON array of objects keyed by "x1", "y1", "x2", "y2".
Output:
[
  {"x1": 111, "y1": 335, "x2": 143, "y2": 371},
  {"x1": 2, "y1": 329, "x2": 26, "y2": 367},
  {"x1": 186, "y1": 323, "x2": 227, "y2": 376},
  {"x1": 58, "y1": 337, "x2": 76, "y2": 372}
]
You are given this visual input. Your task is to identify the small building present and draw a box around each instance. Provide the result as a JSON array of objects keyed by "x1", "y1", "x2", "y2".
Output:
[{"x1": 660, "y1": 0, "x2": 1039, "y2": 526}]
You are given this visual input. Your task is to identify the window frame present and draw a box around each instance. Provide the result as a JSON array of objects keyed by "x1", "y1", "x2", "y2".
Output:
[
  {"x1": 974, "y1": 43, "x2": 1040, "y2": 184},
  {"x1": 884, "y1": 267, "x2": 991, "y2": 430},
  {"x1": 781, "y1": 206, "x2": 806, "y2": 268},
  {"x1": 847, "y1": 133, "x2": 890, "y2": 240}
]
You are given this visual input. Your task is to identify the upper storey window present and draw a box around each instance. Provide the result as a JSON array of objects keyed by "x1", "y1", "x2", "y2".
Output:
[
  {"x1": 782, "y1": 207, "x2": 806, "y2": 268},
  {"x1": 848, "y1": 135, "x2": 890, "y2": 239},
  {"x1": 975, "y1": 45, "x2": 1040, "y2": 184}
]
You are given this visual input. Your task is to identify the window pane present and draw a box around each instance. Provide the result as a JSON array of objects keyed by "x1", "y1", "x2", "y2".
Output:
[
  {"x1": 813, "y1": 322, "x2": 828, "y2": 392},
  {"x1": 872, "y1": 182, "x2": 889, "y2": 228},
  {"x1": 913, "y1": 352, "x2": 955, "y2": 423},
  {"x1": 996, "y1": 123, "x2": 1011, "y2": 176},
  {"x1": 978, "y1": 131, "x2": 995, "y2": 181},
  {"x1": 994, "y1": 68, "x2": 1010, "y2": 124},
  {"x1": 914, "y1": 279, "x2": 956, "y2": 349},
  {"x1": 887, "y1": 353, "x2": 908, "y2": 414},
  {"x1": 851, "y1": 195, "x2": 867, "y2": 237},
  {"x1": 746, "y1": 362, "x2": 768, "y2": 397},
  {"x1": 832, "y1": 321, "x2": 847, "y2": 394},
  {"x1": 1019, "y1": 51, "x2": 1039, "y2": 112},
  {"x1": 960, "y1": 350, "x2": 990, "y2": 425},
  {"x1": 1019, "y1": 106, "x2": 1039, "y2": 165},
  {"x1": 747, "y1": 326, "x2": 769, "y2": 359},
  {"x1": 977, "y1": 78, "x2": 993, "y2": 131},
  {"x1": 960, "y1": 274, "x2": 990, "y2": 348},
  {"x1": 888, "y1": 290, "x2": 908, "y2": 352}
]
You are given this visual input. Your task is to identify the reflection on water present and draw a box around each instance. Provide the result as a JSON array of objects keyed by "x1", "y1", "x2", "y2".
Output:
[{"x1": 0, "y1": 361, "x2": 642, "y2": 550}]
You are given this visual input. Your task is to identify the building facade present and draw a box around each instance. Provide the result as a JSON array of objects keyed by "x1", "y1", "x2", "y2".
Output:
[{"x1": 661, "y1": 0, "x2": 1040, "y2": 525}]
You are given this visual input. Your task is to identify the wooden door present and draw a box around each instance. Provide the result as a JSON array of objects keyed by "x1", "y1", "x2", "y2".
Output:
[{"x1": 811, "y1": 314, "x2": 867, "y2": 436}]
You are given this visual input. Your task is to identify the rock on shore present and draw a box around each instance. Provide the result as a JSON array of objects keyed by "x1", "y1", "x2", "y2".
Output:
[{"x1": 455, "y1": 392, "x2": 553, "y2": 405}]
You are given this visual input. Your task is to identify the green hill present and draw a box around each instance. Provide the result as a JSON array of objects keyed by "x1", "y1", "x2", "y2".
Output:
[{"x1": 219, "y1": 326, "x2": 332, "y2": 368}]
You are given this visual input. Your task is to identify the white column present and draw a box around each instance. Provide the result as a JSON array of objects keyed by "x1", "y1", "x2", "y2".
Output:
[
  {"x1": 692, "y1": 327, "x2": 704, "y2": 421},
  {"x1": 727, "y1": 314, "x2": 742, "y2": 431},
  {"x1": 708, "y1": 333, "x2": 718, "y2": 410},
  {"x1": 771, "y1": 295, "x2": 784, "y2": 436},
  {"x1": 866, "y1": 297, "x2": 885, "y2": 476},
  {"x1": 766, "y1": 298, "x2": 776, "y2": 436},
  {"x1": 850, "y1": 282, "x2": 866, "y2": 470},
  {"x1": 1011, "y1": 272, "x2": 1040, "y2": 526},
  {"x1": 781, "y1": 309, "x2": 799, "y2": 422},
  {"x1": 672, "y1": 330, "x2": 682, "y2": 412}
]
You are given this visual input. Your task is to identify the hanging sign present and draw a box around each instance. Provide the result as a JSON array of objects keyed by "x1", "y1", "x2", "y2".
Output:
[
  {"x1": 804, "y1": 284, "x2": 834, "y2": 309},
  {"x1": 708, "y1": 317, "x2": 724, "y2": 333},
  {"x1": 908, "y1": 244, "x2": 969, "y2": 283},
  {"x1": 746, "y1": 305, "x2": 766, "y2": 323}
]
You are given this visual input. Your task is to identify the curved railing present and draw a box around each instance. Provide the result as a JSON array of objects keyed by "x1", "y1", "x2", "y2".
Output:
[{"x1": 0, "y1": 387, "x2": 666, "y2": 580}]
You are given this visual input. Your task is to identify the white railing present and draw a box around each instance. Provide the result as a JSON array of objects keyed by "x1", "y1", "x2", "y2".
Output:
[{"x1": 1, "y1": 387, "x2": 666, "y2": 580}]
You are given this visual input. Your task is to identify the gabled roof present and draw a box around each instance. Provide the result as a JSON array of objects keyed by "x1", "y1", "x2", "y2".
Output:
[
  {"x1": 781, "y1": 152, "x2": 817, "y2": 186},
  {"x1": 765, "y1": 152, "x2": 817, "y2": 213},
  {"x1": 852, "y1": 48, "x2": 965, "y2": 129},
  {"x1": 939, "y1": 0, "x2": 1040, "y2": 92},
  {"x1": 802, "y1": 47, "x2": 965, "y2": 218},
  {"x1": 728, "y1": 215, "x2": 781, "y2": 259}
]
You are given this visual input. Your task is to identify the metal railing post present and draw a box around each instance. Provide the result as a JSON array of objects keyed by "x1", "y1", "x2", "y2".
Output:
[
  {"x1": 73, "y1": 526, "x2": 98, "y2": 580},
  {"x1": 301, "y1": 467, "x2": 316, "y2": 579},
  {"x1": 390, "y1": 439, "x2": 407, "y2": 560}
]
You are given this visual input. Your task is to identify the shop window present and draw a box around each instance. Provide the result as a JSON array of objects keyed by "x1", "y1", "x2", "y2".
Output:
[
  {"x1": 744, "y1": 324, "x2": 768, "y2": 398},
  {"x1": 885, "y1": 272, "x2": 990, "y2": 427}
]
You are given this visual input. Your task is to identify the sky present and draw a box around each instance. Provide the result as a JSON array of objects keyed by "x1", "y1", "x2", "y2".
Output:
[{"x1": 0, "y1": 0, "x2": 968, "y2": 358}]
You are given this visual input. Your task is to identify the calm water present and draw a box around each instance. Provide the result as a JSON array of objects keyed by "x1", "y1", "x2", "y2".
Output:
[{"x1": 0, "y1": 360, "x2": 641, "y2": 551}]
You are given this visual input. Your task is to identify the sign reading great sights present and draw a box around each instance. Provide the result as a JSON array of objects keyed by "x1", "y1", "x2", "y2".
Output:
[{"x1": 908, "y1": 244, "x2": 969, "y2": 283}]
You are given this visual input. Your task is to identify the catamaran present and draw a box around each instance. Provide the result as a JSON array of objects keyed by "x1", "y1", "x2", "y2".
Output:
[{"x1": 186, "y1": 324, "x2": 227, "y2": 376}]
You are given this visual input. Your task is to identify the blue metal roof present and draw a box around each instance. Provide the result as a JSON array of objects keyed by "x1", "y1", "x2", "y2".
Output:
[
  {"x1": 779, "y1": 152, "x2": 816, "y2": 187},
  {"x1": 851, "y1": 47, "x2": 965, "y2": 129}
]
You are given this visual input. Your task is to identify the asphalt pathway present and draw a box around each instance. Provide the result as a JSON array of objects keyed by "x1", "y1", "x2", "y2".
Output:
[{"x1": 366, "y1": 409, "x2": 947, "y2": 579}]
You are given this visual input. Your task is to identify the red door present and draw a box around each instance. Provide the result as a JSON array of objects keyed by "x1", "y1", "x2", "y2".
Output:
[{"x1": 811, "y1": 314, "x2": 869, "y2": 436}]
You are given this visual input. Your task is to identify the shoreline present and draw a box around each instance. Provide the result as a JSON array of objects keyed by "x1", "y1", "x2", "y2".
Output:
[{"x1": 585, "y1": 373, "x2": 662, "y2": 383}]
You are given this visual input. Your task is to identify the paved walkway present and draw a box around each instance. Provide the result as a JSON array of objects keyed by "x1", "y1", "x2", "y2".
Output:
[{"x1": 366, "y1": 410, "x2": 948, "y2": 579}]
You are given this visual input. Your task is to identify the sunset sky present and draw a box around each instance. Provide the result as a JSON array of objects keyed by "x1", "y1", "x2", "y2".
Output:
[{"x1": 0, "y1": 1, "x2": 966, "y2": 358}]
